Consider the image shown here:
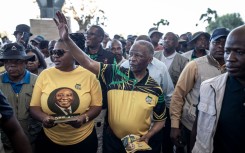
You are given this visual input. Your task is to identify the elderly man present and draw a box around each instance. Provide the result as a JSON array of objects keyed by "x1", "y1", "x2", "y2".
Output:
[
  {"x1": 170, "y1": 27, "x2": 230, "y2": 153},
  {"x1": 192, "y1": 25, "x2": 245, "y2": 153},
  {"x1": 54, "y1": 11, "x2": 167, "y2": 153},
  {"x1": 0, "y1": 43, "x2": 41, "y2": 153},
  {"x1": 121, "y1": 35, "x2": 173, "y2": 109},
  {"x1": 121, "y1": 34, "x2": 174, "y2": 153}
]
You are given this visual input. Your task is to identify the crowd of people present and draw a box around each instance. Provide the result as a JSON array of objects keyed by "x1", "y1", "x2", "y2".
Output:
[{"x1": 0, "y1": 10, "x2": 244, "y2": 153}]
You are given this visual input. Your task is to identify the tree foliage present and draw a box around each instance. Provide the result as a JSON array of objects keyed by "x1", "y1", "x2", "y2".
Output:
[
  {"x1": 197, "y1": 8, "x2": 244, "y2": 33},
  {"x1": 206, "y1": 13, "x2": 244, "y2": 33},
  {"x1": 196, "y1": 8, "x2": 218, "y2": 26},
  {"x1": 62, "y1": 0, "x2": 107, "y2": 32},
  {"x1": 153, "y1": 19, "x2": 169, "y2": 29}
]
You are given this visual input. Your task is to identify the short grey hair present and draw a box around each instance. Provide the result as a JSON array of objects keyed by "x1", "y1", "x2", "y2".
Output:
[{"x1": 132, "y1": 40, "x2": 154, "y2": 55}]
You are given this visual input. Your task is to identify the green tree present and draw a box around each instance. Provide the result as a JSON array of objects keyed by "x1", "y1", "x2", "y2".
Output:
[
  {"x1": 206, "y1": 13, "x2": 244, "y2": 33},
  {"x1": 197, "y1": 8, "x2": 244, "y2": 33},
  {"x1": 153, "y1": 19, "x2": 169, "y2": 29},
  {"x1": 196, "y1": 8, "x2": 218, "y2": 26}
]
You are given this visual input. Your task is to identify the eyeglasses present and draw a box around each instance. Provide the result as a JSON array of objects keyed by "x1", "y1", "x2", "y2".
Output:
[
  {"x1": 3, "y1": 59, "x2": 26, "y2": 64},
  {"x1": 50, "y1": 49, "x2": 68, "y2": 57}
]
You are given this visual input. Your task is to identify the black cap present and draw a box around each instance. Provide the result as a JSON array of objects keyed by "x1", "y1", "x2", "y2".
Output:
[
  {"x1": 188, "y1": 31, "x2": 210, "y2": 44},
  {"x1": 0, "y1": 43, "x2": 35, "y2": 61},
  {"x1": 13, "y1": 24, "x2": 33, "y2": 36},
  {"x1": 210, "y1": 27, "x2": 230, "y2": 41},
  {"x1": 30, "y1": 35, "x2": 45, "y2": 44}
]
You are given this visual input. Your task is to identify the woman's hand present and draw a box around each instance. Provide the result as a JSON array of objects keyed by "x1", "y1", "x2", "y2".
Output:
[
  {"x1": 42, "y1": 116, "x2": 56, "y2": 128},
  {"x1": 66, "y1": 115, "x2": 85, "y2": 128},
  {"x1": 53, "y1": 11, "x2": 69, "y2": 41}
]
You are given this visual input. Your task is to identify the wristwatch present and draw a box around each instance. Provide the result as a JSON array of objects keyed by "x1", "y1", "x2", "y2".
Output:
[{"x1": 84, "y1": 113, "x2": 89, "y2": 123}]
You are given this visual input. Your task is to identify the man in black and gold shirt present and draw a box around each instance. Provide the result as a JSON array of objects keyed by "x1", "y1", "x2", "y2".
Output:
[{"x1": 54, "y1": 11, "x2": 166, "y2": 153}]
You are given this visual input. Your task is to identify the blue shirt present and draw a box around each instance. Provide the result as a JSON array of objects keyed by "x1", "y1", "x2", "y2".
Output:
[{"x1": 2, "y1": 70, "x2": 31, "y2": 93}]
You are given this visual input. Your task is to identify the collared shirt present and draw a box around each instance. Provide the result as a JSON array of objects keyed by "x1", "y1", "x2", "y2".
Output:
[
  {"x1": 181, "y1": 49, "x2": 209, "y2": 61},
  {"x1": 121, "y1": 57, "x2": 174, "y2": 108},
  {"x1": 191, "y1": 49, "x2": 208, "y2": 60},
  {"x1": 98, "y1": 63, "x2": 166, "y2": 138},
  {"x1": 2, "y1": 70, "x2": 30, "y2": 93},
  {"x1": 55, "y1": 104, "x2": 72, "y2": 115},
  {"x1": 162, "y1": 51, "x2": 177, "y2": 69},
  {"x1": 207, "y1": 55, "x2": 226, "y2": 73}
]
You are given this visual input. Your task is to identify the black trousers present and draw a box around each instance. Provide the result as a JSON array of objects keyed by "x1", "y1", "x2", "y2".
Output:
[
  {"x1": 175, "y1": 125, "x2": 191, "y2": 153},
  {"x1": 161, "y1": 108, "x2": 174, "y2": 153},
  {"x1": 36, "y1": 127, "x2": 98, "y2": 153}
]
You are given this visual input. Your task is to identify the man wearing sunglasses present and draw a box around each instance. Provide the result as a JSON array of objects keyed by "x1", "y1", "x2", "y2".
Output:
[{"x1": 54, "y1": 11, "x2": 166, "y2": 153}]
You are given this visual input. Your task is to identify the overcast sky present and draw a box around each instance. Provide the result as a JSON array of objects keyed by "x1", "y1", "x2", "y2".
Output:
[{"x1": 0, "y1": 0, "x2": 244, "y2": 40}]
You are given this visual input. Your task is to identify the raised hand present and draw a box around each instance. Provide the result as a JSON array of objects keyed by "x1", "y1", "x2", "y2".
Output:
[{"x1": 53, "y1": 11, "x2": 69, "y2": 41}]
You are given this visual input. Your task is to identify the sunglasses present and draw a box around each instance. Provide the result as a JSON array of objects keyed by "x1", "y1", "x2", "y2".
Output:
[{"x1": 50, "y1": 49, "x2": 68, "y2": 57}]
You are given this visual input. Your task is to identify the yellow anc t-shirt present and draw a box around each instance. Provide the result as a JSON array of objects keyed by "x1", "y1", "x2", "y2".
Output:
[
  {"x1": 30, "y1": 66, "x2": 102, "y2": 145},
  {"x1": 98, "y1": 64, "x2": 167, "y2": 139}
]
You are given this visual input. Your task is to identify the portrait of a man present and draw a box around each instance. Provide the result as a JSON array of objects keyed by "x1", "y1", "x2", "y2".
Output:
[{"x1": 48, "y1": 87, "x2": 79, "y2": 116}]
